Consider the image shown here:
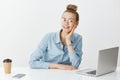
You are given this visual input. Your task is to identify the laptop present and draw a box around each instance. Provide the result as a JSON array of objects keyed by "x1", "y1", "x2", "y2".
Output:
[{"x1": 76, "y1": 47, "x2": 119, "y2": 77}]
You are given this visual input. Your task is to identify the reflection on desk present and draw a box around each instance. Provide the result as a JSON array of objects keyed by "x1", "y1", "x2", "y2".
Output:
[{"x1": 0, "y1": 67, "x2": 120, "y2": 80}]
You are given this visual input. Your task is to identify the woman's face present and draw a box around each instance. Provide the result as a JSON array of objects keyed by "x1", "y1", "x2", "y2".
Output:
[{"x1": 61, "y1": 12, "x2": 78, "y2": 33}]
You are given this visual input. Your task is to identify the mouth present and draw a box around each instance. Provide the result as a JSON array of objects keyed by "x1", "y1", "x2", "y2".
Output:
[{"x1": 63, "y1": 26, "x2": 69, "y2": 29}]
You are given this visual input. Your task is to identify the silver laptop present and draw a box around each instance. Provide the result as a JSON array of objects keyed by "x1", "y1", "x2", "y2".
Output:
[{"x1": 76, "y1": 47, "x2": 119, "y2": 77}]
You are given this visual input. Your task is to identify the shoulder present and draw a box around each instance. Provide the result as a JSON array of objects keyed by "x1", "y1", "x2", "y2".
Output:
[
  {"x1": 43, "y1": 32, "x2": 57, "y2": 39},
  {"x1": 73, "y1": 33, "x2": 82, "y2": 40}
]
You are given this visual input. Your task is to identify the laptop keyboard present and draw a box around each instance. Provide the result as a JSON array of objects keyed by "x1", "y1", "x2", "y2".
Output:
[{"x1": 87, "y1": 70, "x2": 96, "y2": 74}]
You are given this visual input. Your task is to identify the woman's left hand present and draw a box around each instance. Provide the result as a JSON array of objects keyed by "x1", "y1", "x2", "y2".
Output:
[{"x1": 65, "y1": 26, "x2": 76, "y2": 44}]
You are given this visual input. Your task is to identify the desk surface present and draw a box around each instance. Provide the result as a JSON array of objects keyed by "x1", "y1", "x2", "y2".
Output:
[{"x1": 0, "y1": 67, "x2": 120, "y2": 80}]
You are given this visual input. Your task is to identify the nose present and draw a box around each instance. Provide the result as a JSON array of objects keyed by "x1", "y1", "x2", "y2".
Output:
[{"x1": 64, "y1": 20, "x2": 69, "y2": 26}]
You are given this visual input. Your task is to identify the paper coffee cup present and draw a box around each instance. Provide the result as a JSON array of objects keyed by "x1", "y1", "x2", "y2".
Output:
[{"x1": 3, "y1": 59, "x2": 12, "y2": 74}]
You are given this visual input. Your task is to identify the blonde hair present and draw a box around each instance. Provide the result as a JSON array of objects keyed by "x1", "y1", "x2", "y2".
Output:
[{"x1": 64, "y1": 4, "x2": 79, "y2": 21}]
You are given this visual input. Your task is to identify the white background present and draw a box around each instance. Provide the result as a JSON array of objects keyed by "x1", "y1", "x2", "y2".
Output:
[{"x1": 0, "y1": 0, "x2": 120, "y2": 68}]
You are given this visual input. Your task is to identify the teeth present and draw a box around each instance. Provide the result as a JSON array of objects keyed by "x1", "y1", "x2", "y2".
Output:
[
  {"x1": 65, "y1": 28, "x2": 68, "y2": 29},
  {"x1": 63, "y1": 26, "x2": 69, "y2": 29}
]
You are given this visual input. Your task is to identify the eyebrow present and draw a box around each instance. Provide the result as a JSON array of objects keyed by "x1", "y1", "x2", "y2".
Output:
[{"x1": 62, "y1": 17, "x2": 74, "y2": 20}]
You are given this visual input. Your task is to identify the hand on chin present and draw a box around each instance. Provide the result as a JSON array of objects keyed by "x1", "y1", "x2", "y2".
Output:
[{"x1": 62, "y1": 28, "x2": 71, "y2": 34}]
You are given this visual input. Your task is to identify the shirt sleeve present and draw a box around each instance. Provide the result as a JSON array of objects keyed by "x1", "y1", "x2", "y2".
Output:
[
  {"x1": 68, "y1": 35, "x2": 83, "y2": 68},
  {"x1": 29, "y1": 33, "x2": 50, "y2": 69}
]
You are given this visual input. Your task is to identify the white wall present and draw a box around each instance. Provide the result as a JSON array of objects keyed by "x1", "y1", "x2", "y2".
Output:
[
  {"x1": 79, "y1": 0, "x2": 120, "y2": 68},
  {"x1": 0, "y1": 0, "x2": 120, "y2": 67}
]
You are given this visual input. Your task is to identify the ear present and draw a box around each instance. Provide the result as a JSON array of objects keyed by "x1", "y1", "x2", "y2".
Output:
[
  {"x1": 75, "y1": 21, "x2": 79, "y2": 28},
  {"x1": 76, "y1": 21, "x2": 79, "y2": 26}
]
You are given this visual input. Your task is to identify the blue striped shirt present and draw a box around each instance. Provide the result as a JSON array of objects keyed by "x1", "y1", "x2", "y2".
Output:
[{"x1": 29, "y1": 30, "x2": 83, "y2": 69}]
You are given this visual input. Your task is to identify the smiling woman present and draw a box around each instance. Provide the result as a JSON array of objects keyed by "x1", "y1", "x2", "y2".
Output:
[
  {"x1": 0, "y1": 0, "x2": 119, "y2": 68},
  {"x1": 29, "y1": 4, "x2": 83, "y2": 70}
]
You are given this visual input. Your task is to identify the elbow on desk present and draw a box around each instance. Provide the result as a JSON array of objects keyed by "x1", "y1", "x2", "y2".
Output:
[
  {"x1": 73, "y1": 65, "x2": 79, "y2": 69},
  {"x1": 71, "y1": 61, "x2": 81, "y2": 68},
  {"x1": 29, "y1": 61, "x2": 36, "y2": 69}
]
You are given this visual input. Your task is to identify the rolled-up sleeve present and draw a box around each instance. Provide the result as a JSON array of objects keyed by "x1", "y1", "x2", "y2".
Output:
[
  {"x1": 68, "y1": 36, "x2": 83, "y2": 67},
  {"x1": 29, "y1": 34, "x2": 50, "y2": 69}
]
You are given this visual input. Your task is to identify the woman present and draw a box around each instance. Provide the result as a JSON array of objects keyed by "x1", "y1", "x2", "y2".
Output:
[{"x1": 29, "y1": 4, "x2": 83, "y2": 70}]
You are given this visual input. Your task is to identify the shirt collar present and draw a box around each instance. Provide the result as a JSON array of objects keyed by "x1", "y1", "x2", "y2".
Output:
[
  {"x1": 55, "y1": 30, "x2": 62, "y2": 43},
  {"x1": 55, "y1": 29, "x2": 75, "y2": 44}
]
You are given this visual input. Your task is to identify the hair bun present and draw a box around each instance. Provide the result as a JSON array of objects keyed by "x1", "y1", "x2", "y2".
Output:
[{"x1": 67, "y1": 4, "x2": 77, "y2": 12}]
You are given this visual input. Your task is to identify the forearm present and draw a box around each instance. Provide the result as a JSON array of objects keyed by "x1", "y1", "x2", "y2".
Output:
[
  {"x1": 49, "y1": 63, "x2": 58, "y2": 69},
  {"x1": 66, "y1": 39, "x2": 74, "y2": 53},
  {"x1": 49, "y1": 63, "x2": 77, "y2": 70},
  {"x1": 66, "y1": 39, "x2": 79, "y2": 67}
]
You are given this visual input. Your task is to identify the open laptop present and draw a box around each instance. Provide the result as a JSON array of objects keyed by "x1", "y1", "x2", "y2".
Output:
[{"x1": 76, "y1": 47, "x2": 119, "y2": 77}]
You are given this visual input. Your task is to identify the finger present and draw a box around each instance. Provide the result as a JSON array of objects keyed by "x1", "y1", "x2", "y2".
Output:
[{"x1": 70, "y1": 27, "x2": 75, "y2": 35}]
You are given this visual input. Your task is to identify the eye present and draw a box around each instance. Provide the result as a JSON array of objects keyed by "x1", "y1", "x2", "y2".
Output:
[
  {"x1": 68, "y1": 19, "x2": 73, "y2": 23},
  {"x1": 61, "y1": 18, "x2": 66, "y2": 22}
]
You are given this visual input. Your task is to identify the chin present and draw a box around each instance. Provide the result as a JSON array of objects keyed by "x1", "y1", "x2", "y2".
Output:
[
  {"x1": 62, "y1": 29, "x2": 70, "y2": 34},
  {"x1": 62, "y1": 27, "x2": 70, "y2": 33}
]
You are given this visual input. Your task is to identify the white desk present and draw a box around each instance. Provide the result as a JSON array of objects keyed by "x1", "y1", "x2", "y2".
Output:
[{"x1": 0, "y1": 67, "x2": 120, "y2": 80}]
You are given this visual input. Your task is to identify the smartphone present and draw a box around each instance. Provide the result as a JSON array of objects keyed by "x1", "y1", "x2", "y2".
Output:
[{"x1": 12, "y1": 73, "x2": 26, "y2": 79}]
